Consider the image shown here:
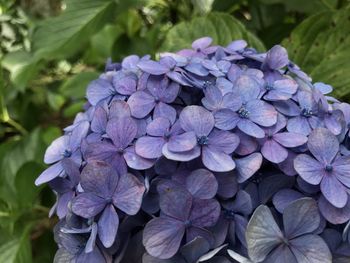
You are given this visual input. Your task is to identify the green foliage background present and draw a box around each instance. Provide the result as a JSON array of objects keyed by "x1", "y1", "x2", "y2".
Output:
[{"x1": 0, "y1": 0, "x2": 349, "y2": 261}]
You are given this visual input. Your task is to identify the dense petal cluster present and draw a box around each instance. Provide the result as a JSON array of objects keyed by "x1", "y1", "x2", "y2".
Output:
[{"x1": 37, "y1": 36, "x2": 350, "y2": 263}]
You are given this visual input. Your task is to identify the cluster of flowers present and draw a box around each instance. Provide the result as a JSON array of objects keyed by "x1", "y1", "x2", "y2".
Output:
[{"x1": 36, "y1": 37, "x2": 350, "y2": 263}]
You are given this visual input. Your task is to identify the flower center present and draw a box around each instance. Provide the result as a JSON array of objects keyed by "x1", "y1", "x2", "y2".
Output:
[
  {"x1": 325, "y1": 164, "x2": 333, "y2": 172},
  {"x1": 63, "y1": 149, "x2": 72, "y2": 158},
  {"x1": 203, "y1": 80, "x2": 213, "y2": 90},
  {"x1": 223, "y1": 209, "x2": 235, "y2": 220},
  {"x1": 117, "y1": 147, "x2": 124, "y2": 153},
  {"x1": 265, "y1": 84, "x2": 274, "y2": 91},
  {"x1": 301, "y1": 108, "x2": 313, "y2": 117},
  {"x1": 184, "y1": 220, "x2": 192, "y2": 227},
  {"x1": 238, "y1": 107, "x2": 250, "y2": 118},
  {"x1": 197, "y1": 136, "x2": 209, "y2": 145},
  {"x1": 106, "y1": 197, "x2": 113, "y2": 204}
]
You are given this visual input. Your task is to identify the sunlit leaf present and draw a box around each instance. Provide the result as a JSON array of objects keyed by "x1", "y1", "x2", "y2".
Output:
[{"x1": 161, "y1": 12, "x2": 265, "y2": 52}]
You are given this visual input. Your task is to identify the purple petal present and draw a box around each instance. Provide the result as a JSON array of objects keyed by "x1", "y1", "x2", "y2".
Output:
[
  {"x1": 226, "y1": 40, "x2": 247, "y2": 51},
  {"x1": 264, "y1": 45, "x2": 288, "y2": 70},
  {"x1": 273, "y1": 132, "x2": 307, "y2": 148},
  {"x1": 314, "y1": 82, "x2": 332, "y2": 94},
  {"x1": 318, "y1": 195, "x2": 350, "y2": 224},
  {"x1": 265, "y1": 245, "x2": 297, "y2": 263},
  {"x1": 202, "y1": 86, "x2": 224, "y2": 111},
  {"x1": 289, "y1": 235, "x2": 332, "y2": 263},
  {"x1": 91, "y1": 107, "x2": 107, "y2": 134},
  {"x1": 80, "y1": 161, "x2": 119, "y2": 197},
  {"x1": 71, "y1": 193, "x2": 106, "y2": 218},
  {"x1": 274, "y1": 100, "x2": 300, "y2": 117},
  {"x1": 69, "y1": 121, "x2": 89, "y2": 151},
  {"x1": 146, "y1": 117, "x2": 171, "y2": 137},
  {"x1": 180, "y1": 106, "x2": 214, "y2": 136},
  {"x1": 98, "y1": 204, "x2": 119, "y2": 248},
  {"x1": 113, "y1": 172, "x2": 145, "y2": 215},
  {"x1": 157, "y1": 180, "x2": 192, "y2": 221},
  {"x1": 190, "y1": 198, "x2": 220, "y2": 228},
  {"x1": 321, "y1": 174, "x2": 348, "y2": 208},
  {"x1": 208, "y1": 129, "x2": 240, "y2": 154},
  {"x1": 127, "y1": 91, "x2": 155, "y2": 118},
  {"x1": 185, "y1": 227, "x2": 215, "y2": 248},
  {"x1": 138, "y1": 60, "x2": 169, "y2": 75},
  {"x1": 261, "y1": 139, "x2": 288, "y2": 163},
  {"x1": 109, "y1": 100, "x2": 131, "y2": 119},
  {"x1": 278, "y1": 151, "x2": 298, "y2": 176},
  {"x1": 214, "y1": 109, "x2": 239, "y2": 130},
  {"x1": 192, "y1": 37, "x2": 212, "y2": 50},
  {"x1": 202, "y1": 146, "x2": 235, "y2": 172},
  {"x1": 123, "y1": 145, "x2": 150, "y2": 169},
  {"x1": 86, "y1": 78, "x2": 113, "y2": 105},
  {"x1": 135, "y1": 136, "x2": 165, "y2": 159},
  {"x1": 238, "y1": 119, "x2": 265, "y2": 138},
  {"x1": 235, "y1": 75, "x2": 261, "y2": 102},
  {"x1": 113, "y1": 73, "x2": 137, "y2": 95},
  {"x1": 324, "y1": 113, "x2": 343, "y2": 135},
  {"x1": 143, "y1": 217, "x2": 185, "y2": 259},
  {"x1": 162, "y1": 144, "x2": 201, "y2": 162},
  {"x1": 246, "y1": 100, "x2": 277, "y2": 127},
  {"x1": 274, "y1": 79, "x2": 298, "y2": 94},
  {"x1": 106, "y1": 117, "x2": 137, "y2": 149},
  {"x1": 287, "y1": 116, "x2": 311, "y2": 135},
  {"x1": 230, "y1": 190, "x2": 253, "y2": 215},
  {"x1": 308, "y1": 128, "x2": 339, "y2": 164},
  {"x1": 333, "y1": 156, "x2": 350, "y2": 187},
  {"x1": 186, "y1": 169, "x2": 218, "y2": 199},
  {"x1": 235, "y1": 131, "x2": 258, "y2": 156},
  {"x1": 283, "y1": 198, "x2": 320, "y2": 239},
  {"x1": 215, "y1": 172, "x2": 238, "y2": 199},
  {"x1": 167, "y1": 131, "x2": 197, "y2": 152},
  {"x1": 294, "y1": 154, "x2": 325, "y2": 185},
  {"x1": 44, "y1": 136, "x2": 68, "y2": 164},
  {"x1": 235, "y1": 153, "x2": 263, "y2": 183},
  {"x1": 272, "y1": 189, "x2": 303, "y2": 213},
  {"x1": 153, "y1": 103, "x2": 177, "y2": 125},
  {"x1": 35, "y1": 162, "x2": 63, "y2": 185},
  {"x1": 57, "y1": 191, "x2": 74, "y2": 219},
  {"x1": 246, "y1": 205, "x2": 283, "y2": 262}
]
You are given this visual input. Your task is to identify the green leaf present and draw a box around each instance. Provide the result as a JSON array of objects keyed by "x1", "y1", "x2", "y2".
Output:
[
  {"x1": 160, "y1": 12, "x2": 265, "y2": 52},
  {"x1": 15, "y1": 162, "x2": 45, "y2": 208},
  {"x1": 59, "y1": 71, "x2": 100, "y2": 100},
  {"x1": 0, "y1": 227, "x2": 32, "y2": 263},
  {"x1": 282, "y1": 6, "x2": 350, "y2": 98},
  {"x1": 32, "y1": 0, "x2": 117, "y2": 59},
  {"x1": 0, "y1": 128, "x2": 45, "y2": 200},
  {"x1": 1, "y1": 51, "x2": 42, "y2": 90},
  {"x1": 259, "y1": 0, "x2": 337, "y2": 13}
]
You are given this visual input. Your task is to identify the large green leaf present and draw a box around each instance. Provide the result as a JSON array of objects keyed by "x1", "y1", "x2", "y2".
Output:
[
  {"x1": 282, "y1": 6, "x2": 350, "y2": 98},
  {"x1": 260, "y1": 0, "x2": 338, "y2": 14},
  {"x1": 0, "y1": 128, "x2": 45, "y2": 201},
  {"x1": 0, "y1": 227, "x2": 32, "y2": 263},
  {"x1": 32, "y1": 0, "x2": 117, "y2": 59},
  {"x1": 1, "y1": 51, "x2": 42, "y2": 91},
  {"x1": 15, "y1": 162, "x2": 45, "y2": 209},
  {"x1": 160, "y1": 12, "x2": 265, "y2": 52}
]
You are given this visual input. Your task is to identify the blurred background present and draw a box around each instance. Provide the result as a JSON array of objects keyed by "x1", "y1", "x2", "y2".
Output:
[{"x1": 0, "y1": 0, "x2": 349, "y2": 261}]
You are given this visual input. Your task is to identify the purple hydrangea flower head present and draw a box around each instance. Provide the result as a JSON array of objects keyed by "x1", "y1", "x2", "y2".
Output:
[{"x1": 37, "y1": 36, "x2": 348, "y2": 262}]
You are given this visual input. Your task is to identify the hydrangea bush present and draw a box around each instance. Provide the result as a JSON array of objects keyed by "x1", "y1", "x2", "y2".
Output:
[{"x1": 36, "y1": 37, "x2": 350, "y2": 263}]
